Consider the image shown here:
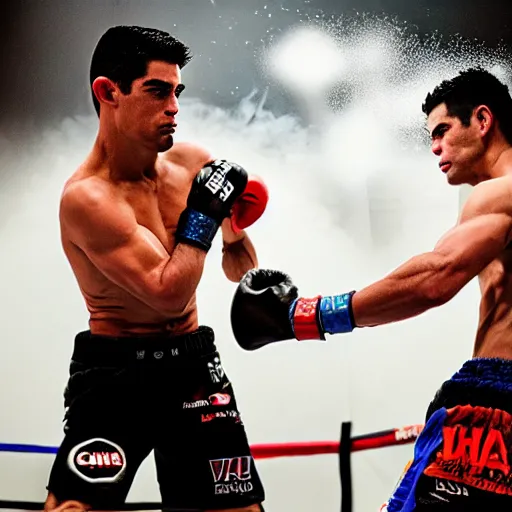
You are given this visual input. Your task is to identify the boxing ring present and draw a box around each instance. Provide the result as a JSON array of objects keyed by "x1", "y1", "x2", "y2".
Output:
[{"x1": 0, "y1": 422, "x2": 423, "y2": 511}]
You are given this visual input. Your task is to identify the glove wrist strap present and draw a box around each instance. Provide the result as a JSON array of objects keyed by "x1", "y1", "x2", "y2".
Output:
[
  {"x1": 292, "y1": 296, "x2": 325, "y2": 341},
  {"x1": 318, "y1": 292, "x2": 356, "y2": 334},
  {"x1": 176, "y1": 208, "x2": 219, "y2": 252}
]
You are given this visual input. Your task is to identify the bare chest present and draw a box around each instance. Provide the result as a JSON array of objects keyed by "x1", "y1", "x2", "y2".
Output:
[{"x1": 124, "y1": 170, "x2": 193, "y2": 252}]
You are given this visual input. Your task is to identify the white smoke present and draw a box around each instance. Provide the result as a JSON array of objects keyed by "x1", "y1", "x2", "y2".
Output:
[{"x1": 0, "y1": 14, "x2": 510, "y2": 511}]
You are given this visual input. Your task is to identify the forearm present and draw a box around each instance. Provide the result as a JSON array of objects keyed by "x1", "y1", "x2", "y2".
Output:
[
  {"x1": 288, "y1": 251, "x2": 453, "y2": 341},
  {"x1": 155, "y1": 244, "x2": 207, "y2": 314},
  {"x1": 221, "y1": 221, "x2": 258, "y2": 282},
  {"x1": 351, "y1": 252, "x2": 451, "y2": 328}
]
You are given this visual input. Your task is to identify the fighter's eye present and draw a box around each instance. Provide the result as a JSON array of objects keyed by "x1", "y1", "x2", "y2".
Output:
[
  {"x1": 175, "y1": 85, "x2": 185, "y2": 98},
  {"x1": 432, "y1": 125, "x2": 449, "y2": 139},
  {"x1": 149, "y1": 88, "x2": 169, "y2": 99}
]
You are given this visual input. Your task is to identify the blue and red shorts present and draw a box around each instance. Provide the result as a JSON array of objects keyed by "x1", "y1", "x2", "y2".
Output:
[{"x1": 384, "y1": 358, "x2": 512, "y2": 511}]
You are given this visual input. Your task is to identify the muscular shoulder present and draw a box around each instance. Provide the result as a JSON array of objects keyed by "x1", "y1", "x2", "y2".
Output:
[
  {"x1": 61, "y1": 176, "x2": 116, "y2": 215},
  {"x1": 60, "y1": 177, "x2": 134, "y2": 247},
  {"x1": 161, "y1": 141, "x2": 215, "y2": 176},
  {"x1": 460, "y1": 176, "x2": 512, "y2": 222}
]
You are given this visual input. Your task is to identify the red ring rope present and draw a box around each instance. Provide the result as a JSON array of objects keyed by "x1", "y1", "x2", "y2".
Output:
[{"x1": 251, "y1": 424, "x2": 424, "y2": 459}]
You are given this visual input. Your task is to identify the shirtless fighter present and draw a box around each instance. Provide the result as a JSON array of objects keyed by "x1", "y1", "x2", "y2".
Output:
[
  {"x1": 231, "y1": 68, "x2": 512, "y2": 510},
  {"x1": 44, "y1": 25, "x2": 267, "y2": 512}
]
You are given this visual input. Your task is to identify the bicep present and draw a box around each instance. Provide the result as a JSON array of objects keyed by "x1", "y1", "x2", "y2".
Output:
[
  {"x1": 434, "y1": 211, "x2": 512, "y2": 279},
  {"x1": 62, "y1": 189, "x2": 171, "y2": 304}
]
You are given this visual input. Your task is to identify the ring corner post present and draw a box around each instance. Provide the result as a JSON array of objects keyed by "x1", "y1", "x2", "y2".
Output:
[{"x1": 339, "y1": 421, "x2": 353, "y2": 512}]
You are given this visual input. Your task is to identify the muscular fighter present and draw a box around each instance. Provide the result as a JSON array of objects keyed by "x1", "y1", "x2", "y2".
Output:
[
  {"x1": 44, "y1": 25, "x2": 267, "y2": 512},
  {"x1": 231, "y1": 68, "x2": 512, "y2": 510}
]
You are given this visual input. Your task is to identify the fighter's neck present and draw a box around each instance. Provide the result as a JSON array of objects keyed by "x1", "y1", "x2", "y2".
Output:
[
  {"x1": 488, "y1": 147, "x2": 512, "y2": 179},
  {"x1": 478, "y1": 145, "x2": 512, "y2": 183},
  {"x1": 92, "y1": 133, "x2": 158, "y2": 182}
]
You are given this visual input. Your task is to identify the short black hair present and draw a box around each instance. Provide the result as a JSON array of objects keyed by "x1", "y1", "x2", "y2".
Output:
[
  {"x1": 89, "y1": 25, "x2": 191, "y2": 116},
  {"x1": 422, "y1": 67, "x2": 512, "y2": 144}
]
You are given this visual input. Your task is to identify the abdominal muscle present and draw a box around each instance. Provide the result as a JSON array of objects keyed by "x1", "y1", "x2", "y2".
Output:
[
  {"x1": 64, "y1": 239, "x2": 199, "y2": 337},
  {"x1": 87, "y1": 290, "x2": 199, "y2": 337},
  {"x1": 473, "y1": 253, "x2": 512, "y2": 360}
]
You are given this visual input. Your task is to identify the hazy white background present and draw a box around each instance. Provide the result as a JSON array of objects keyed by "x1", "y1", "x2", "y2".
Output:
[{"x1": 0, "y1": 10, "x2": 510, "y2": 512}]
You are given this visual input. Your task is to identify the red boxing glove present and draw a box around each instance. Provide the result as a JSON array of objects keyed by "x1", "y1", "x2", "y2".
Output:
[{"x1": 230, "y1": 175, "x2": 269, "y2": 234}]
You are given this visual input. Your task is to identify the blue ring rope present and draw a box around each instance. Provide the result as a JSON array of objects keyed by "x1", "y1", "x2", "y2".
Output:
[{"x1": 0, "y1": 443, "x2": 57, "y2": 454}]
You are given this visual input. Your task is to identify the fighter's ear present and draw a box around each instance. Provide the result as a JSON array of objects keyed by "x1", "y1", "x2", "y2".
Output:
[
  {"x1": 474, "y1": 105, "x2": 493, "y2": 137},
  {"x1": 92, "y1": 76, "x2": 119, "y2": 108}
]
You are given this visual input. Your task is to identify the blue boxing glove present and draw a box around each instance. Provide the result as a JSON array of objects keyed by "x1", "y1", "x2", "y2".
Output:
[
  {"x1": 230, "y1": 268, "x2": 356, "y2": 350},
  {"x1": 176, "y1": 159, "x2": 248, "y2": 251}
]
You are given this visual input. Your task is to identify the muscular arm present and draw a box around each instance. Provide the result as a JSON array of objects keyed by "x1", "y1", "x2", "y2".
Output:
[
  {"x1": 221, "y1": 219, "x2": 258, "y2": 282},
  {"x1": 351, "y1": 179, "x2": 512, "y2": 327},
  {"x1": 60, "y1": 182, "x2": 207, "y2": 316}
]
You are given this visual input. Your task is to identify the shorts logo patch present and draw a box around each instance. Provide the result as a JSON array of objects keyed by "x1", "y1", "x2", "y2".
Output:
[
  {"x1": 201, "y1": 410, "x2": 241, "y2": 423},
  {"x1": 208, "y1": 356, "x2": 225, "y2": 383},
  {"x1": 183, "y1": 399, "x2": 210, "y2": 409},
  {"x1": 209, "y1": 456, "x2": 253, "y2": 495},
  {"x1": 67, "y1": 438, "x2": 126, "y2": 483},
  {"x1": 209, "y1": 393, "x2": 231, "y2": 406},
  {"x1": 425, "y1": 405, "x2": 512, "y2": 495},
  {"x1": 433, "y1": 478, "x2": 469, "y2": 497}
]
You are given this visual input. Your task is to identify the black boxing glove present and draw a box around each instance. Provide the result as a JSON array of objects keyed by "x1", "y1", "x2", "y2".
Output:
[
  {"x1": 231, "y1": 269, "x2": 298, "y2": 350},
  {"x1": 231, "y1": 268, "x2": 356, "y2": 350},
  {"x1": 176, "y1": 159, "x2": 248, "y2": 251}
]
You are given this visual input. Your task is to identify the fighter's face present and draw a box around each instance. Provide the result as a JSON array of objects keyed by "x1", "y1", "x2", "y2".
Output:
[
  {"x1": 116, "y1": 60, "x2": 184, "y2": 152},
  {"x1": 427, "y1": 103, "x2": 484, "y2": 186}
]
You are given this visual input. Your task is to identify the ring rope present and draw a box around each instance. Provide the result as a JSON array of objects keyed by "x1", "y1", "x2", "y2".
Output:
[{"x1": 0, "y1": 423, "x2": 424, "y2": 510}]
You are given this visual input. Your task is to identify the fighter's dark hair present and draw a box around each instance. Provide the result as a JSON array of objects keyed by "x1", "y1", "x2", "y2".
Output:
[
  {"x1": 89, "y1": 25, "x2": 191, "y2": 116},
  {"x1": 422, "y1": 67, "x2": 512, "y2": 144}
]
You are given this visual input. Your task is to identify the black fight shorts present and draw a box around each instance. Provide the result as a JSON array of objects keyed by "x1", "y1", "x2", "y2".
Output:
[
  {"x1": 383, "y1": 358, "x2": 512, "y2": 511},
  {"x1": 47, "y1": 326, "x2": 265, "y2": 510}
]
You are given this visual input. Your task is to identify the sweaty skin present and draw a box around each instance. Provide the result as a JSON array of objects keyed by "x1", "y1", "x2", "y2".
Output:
[{"x1": 60, "y1": 141, "x2": 257, "y2": 337}]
